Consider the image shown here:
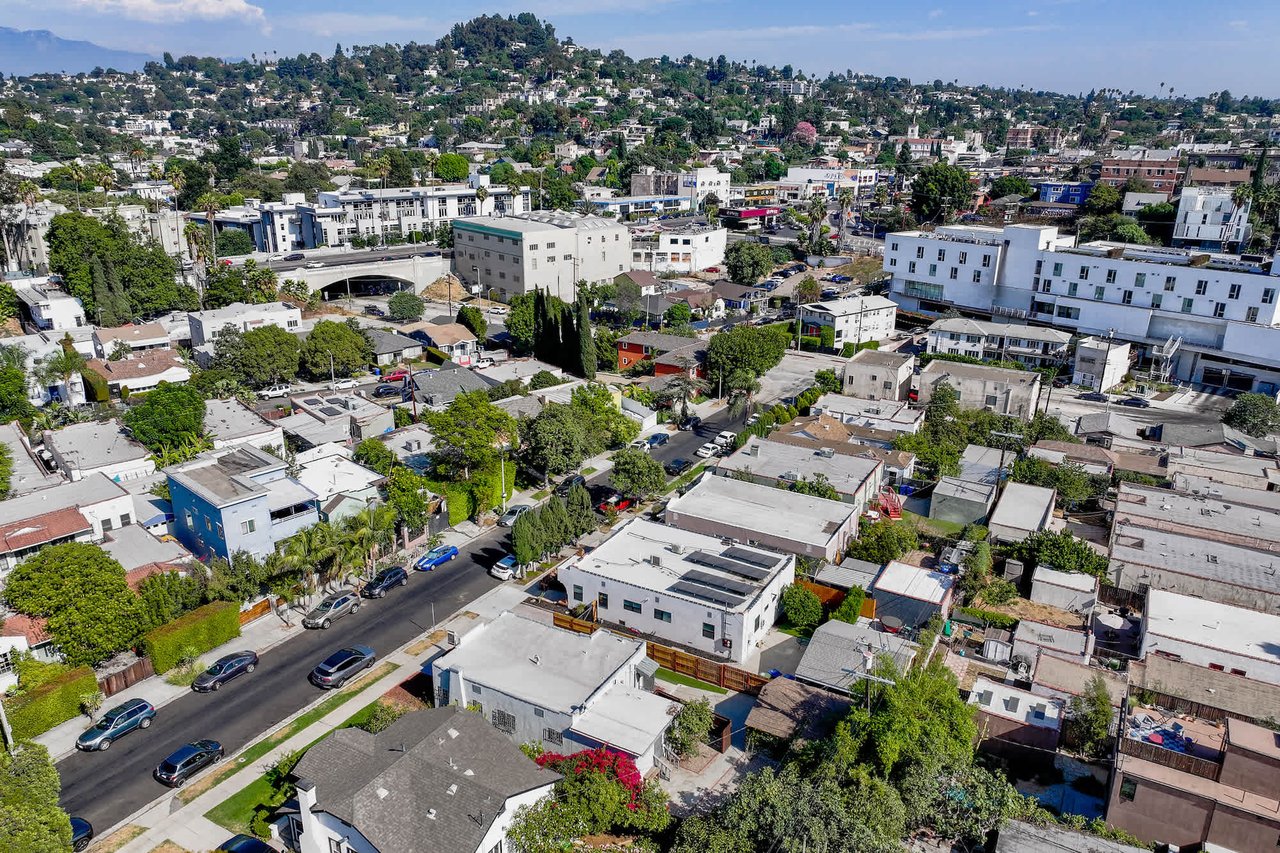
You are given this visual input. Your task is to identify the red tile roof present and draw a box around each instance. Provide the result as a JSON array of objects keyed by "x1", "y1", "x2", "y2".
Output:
[
  {"x1": 0, "y1": 507, "x2": 92, "y2": 553},
  {"x1": 1, "y1": 613, "x2": 51, "y2": 645},
  {"x1": 125, "y1": 562, "x2": 183, "y2": 592}
]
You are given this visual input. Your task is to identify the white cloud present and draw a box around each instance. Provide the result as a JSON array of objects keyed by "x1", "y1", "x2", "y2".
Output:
[
  {"x1": 928, "y1": 9, "x2": 944, "y2": 18},
  {"x1": 68, "y1": 0, "x2": 267, "y2": 28},
  {"x1": 294, "y1": 12, "x2": 448, "y2": 39}
]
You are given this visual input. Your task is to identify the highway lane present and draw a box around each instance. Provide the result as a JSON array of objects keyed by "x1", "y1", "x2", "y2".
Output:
[{"x1": 58, "y1": 527, "x2": 507, "y2": 832}]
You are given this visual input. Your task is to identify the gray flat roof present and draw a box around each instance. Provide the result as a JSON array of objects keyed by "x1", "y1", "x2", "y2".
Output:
[
  {"x1": 204, "y1": 398, "x2": 277, "y2": 443},
  {"x1": 928, "y1": 317, "x2": 1072, "y2": 344},
  {"x1": 99, "y1": 524, "x2": 189, "y2": 571},
  {"x1": 1110, "y1": 524, "x2": 1280, "y2": 594},
  {"x1": 1146, "y1": 589, "x2": 1280, "y2": 664},
  {"x1": 0, "y1": 422, "x2": 61, "y2": 496},
  {"x1": 717, "y1": 436, "x2": 882, "y2": 497},
  {"x1": 434, "y1": 612, "x2": 643, "y2": 714},
  {"x1": 665, "y1": 475, "x2": 855, "y2": 548},
  {"x1": 814, "y1": 559, "x2": 881, "y2": 591},
  {"x1": 0, "y1": 472, "x2": 128, "y2": 524},
  {"x1": 46, "y1": 419, "x2": 150, "y2": 469},
  {"x1": 989, "y1": 483, "x2": 1055, "y2": 533},
  {"x1": 1115, "y1": 481, "x2": 1280, "y2": 544},
  {"x1": 921, "y1": 359, "x2": 1039, "y2": 385}
]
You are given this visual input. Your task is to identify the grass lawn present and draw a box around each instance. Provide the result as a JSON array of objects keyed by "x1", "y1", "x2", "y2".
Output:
[
  {"x1": 92, "y1": 824, "x2": 146, "y2": 853},
  {"x1": 581, "y1": 466, "x2": 597, "y2": 476},
  {"x1": 902, "y1": 509, "x2": 966, "y2": 539},
  {"x1": 146, "y1": 843, "x2": 191, "y2": 853},
  {"x1": 775, "y1": 620, "x2": 815, "y2": 640},
  {"x1": 530, "y1": 489, "x2": 551, "y2": 500},
  {"x1": 178, "y1": 662, "x2": 396, "y2": 804},
  {"x1": 662, "y1": 463, "x2": 705, "y2": 495},
  {"x1": 654, "y1": 667, "x2": 728, "y2": 695}
]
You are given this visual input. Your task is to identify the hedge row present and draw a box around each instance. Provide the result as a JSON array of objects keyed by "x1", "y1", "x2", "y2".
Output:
[
  {"x1": 143, "y1": 600, "x2": 241, "y2": 673},
  {"x1": 955, "y1": 606, "x2": 1019, "y2": 630},
  {"x1": 425, "y1": 464, "x2": 516, "y2": 526},
  {"x1": 4, "y1": 666, "x2": 98, "y2": 739}
]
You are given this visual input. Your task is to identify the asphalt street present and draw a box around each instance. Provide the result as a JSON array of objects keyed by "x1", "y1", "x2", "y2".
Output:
[{"x1": 57, "y1": 529, "x2": 506, "y2": 831}]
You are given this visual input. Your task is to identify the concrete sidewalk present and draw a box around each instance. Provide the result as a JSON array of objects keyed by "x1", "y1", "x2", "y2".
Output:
[
  {"x1": 107, "y1": 583, "x2": 532, "y2": 853},
  {"x1": 38, "y1": 610, "x2": 305, "y2": 762}
]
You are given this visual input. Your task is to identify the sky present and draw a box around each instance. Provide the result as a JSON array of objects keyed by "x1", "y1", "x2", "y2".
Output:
[{"x1": 6, "y1": 0, "x2": 1280, "y2": 97}]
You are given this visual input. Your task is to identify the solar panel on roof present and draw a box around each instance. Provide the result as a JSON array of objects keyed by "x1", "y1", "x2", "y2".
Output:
[
  {"x1": 686, "y1": 550, "x2": 772, "y2": 582},
  {"x1": 723, "y1": 546, "x2": 781, "y2": 570},
  {"x1": 684, "y1": 568, "x2": 756, "y2": 597},
  {"x1": 302, "y1": 397, "x2": 323, "y2": 405},
  {"x1": 670, "y1": 580, "x2": 745, "y2": 608}
]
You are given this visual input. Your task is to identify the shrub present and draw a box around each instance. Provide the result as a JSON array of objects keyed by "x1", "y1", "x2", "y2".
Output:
[
  {"x1": 956, "y1": 606, "x2": 1019, "y2": 629},
  {"x1": 4, "y1": 666, "x2": 98, "y2": 739},
  {"x1": 979, "y1": 577, "x2": 1018, "y2": 606},
  {"x1": 829, "y1": 585, "x2": 867, "y2": 624},
  {"x1": 781, "y1": 583, "x2": 823, "y2": 628},
  {"x1": 358, "y1": 701, "x2": 409, "y2": 734},
  {"x1": 142, "y1": 601, "x2": 241, "y2": 674},
  {"x1": 667, "y1": 698, "x2": 714, "y2": 758}
]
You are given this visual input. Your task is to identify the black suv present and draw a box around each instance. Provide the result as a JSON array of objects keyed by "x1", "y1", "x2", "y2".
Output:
[
  {"x1": 678, "y1": 415, "x2": 702, "y2": 432},
  {"x1": 664, "y1": 457, "x2": 693, "y2": 477},
  {"x1": 554, "y1": 474, "x2": 586, "y2": 497},
  {"x1": 154, "y1": 739, "x2": 224, "y2": 787},
  {"x1": 362, "y1": 566, "x2": 408, "y2": 598}
]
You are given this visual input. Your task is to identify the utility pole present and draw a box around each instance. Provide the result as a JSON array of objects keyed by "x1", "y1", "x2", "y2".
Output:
[{"x1": 329, "y1": 352, "x2": 336, "y2": 389}]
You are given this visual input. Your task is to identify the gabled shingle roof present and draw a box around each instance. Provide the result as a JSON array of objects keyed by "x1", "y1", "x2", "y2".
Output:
[{"x1": 293, "y1": 707, "x2": 559, "y2": 853}]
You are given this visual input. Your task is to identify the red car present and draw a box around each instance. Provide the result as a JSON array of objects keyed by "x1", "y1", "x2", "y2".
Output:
[
  {"x1": 597, "y1": 494, "x2": 634, "y2": 513},
  {"x1": 703, "y1": 266, "x2": 720, "y2": 273},
  {"x1": 382, "y1": 369, "x2": 409, "y2": 382}
]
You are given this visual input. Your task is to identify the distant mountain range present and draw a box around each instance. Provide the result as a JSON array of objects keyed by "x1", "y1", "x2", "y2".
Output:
[{"x1": 0, "y1": 27, "x2": 152, "y2": 77}]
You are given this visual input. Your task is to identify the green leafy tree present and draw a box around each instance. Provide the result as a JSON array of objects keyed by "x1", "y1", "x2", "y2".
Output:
[
  {"x1": 215, "y1": 228, "x2": 255, "y2": 256},
  {"x1": 0, "y1": 741, "x2": 74, "y2": 853},
  {"x1": 989, "y1": 175, "x2": 1033, "y2": 198},
  {"x1": 794, "y1": 275, "x2": 821, "y2": 305},
  {"x1": 724, "y1": 240, "x2": 774, "y2": 285},
  {"x1": 814, "y1": 368, "x2": 842, "y2": 394},
  {"x1": 1011, "y1": 529, "x2": 1108, "y2": 576},
  {"x1": 388, "y1": 291, "x2": 425, "y2": 322},
  {"x1": 353, "y1": 438, "x2": 396, "y2": 475},
  {"x1": 910, "y1": 163, "x2": 973, "y2": 223},
  {"x1": 664, "y1": 301, "x2": 693, "y2": 327},
  {"x1": 667, "y1": 698, "x2": 714, "y2": 758},
  {"x1": 505, "y1": 292, "x2": 536, "y2": 353},
  {"x1": 300, "y1": 320, "x2": 371, "y2": 379},
  {"x1": 123, "y1": 381, "x2": 206, "y2": 451},
  {"x1": 849, "y1": 519, "x2": 918, "y2": 564},
  {"x1": 511, "y1": 511, "x2": 541, "y2": 566},
  {"x1": 0, "y1": 282, "x2": 19, "y2": 321},
  {"x1": 385, "y1": 467, "x2": 432, "y2": 531},
  {"x1": 829, "y1": 585, "x2": 867, "y2": 624},
  {"x1": 706, "y1": 325, "x2": 790, "y2": 380},
  {"x1": 235, "y1": 325, "x2": 301, "y2": 387},
  {"x1": 424, "y1": 390, "x2": 517, "y2": 479},
  {"x1": 524, "y1": 404, "x2": 589, "y2": 480},
  {"x1": 136, "y1": 571, "x2": 207, "y2": 631},
  {"x1": 1077, "y1": 213, "x2": 1154, "y2": 245},
  {"x1": 1068, "y1": 674, "x2": 1115, "y2": 758},
  {"x1": 781, "y1": 583, "x2": 823, "y2": 628},
  {"x1": 566, "y1": 483, "x2": 597, "y2": 540},
  {"x1": 786, "y1": 473, "x2": 841, "y2": 501},
  {"x1": 1084, "y1": 182, "x2": 1121, "y2": 215},
  {"x1": 609, "y1": 447, "x2": 666, "y2": 498},
  {"x1": 1222, "y1": 392, "x2": 1280, "y2": 438},
  {"x1": 455, "y1": 304, "x2": 487, "y2": 340},
  {"x1": 435, "y1": 152, "x2": 470, "y2": 182},
  {"x1": 570, "y1": 383, "x2": 639, "y2": 451},
  {"x1": 925, "y1": 381, "x2": 961, "y2": 424},
  {"x1": 3, "y1": 543, "x2": 143, "y2": 667}
]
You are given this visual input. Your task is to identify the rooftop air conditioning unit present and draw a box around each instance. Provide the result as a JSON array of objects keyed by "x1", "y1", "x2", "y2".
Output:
[{"x1": 446, "y1": 629, "x2": 459, "y2": 647}]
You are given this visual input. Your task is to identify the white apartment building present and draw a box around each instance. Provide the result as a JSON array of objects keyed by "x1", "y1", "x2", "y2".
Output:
[
  {"x1": 12, "y1": 276, "x2": 86, "y2": 331},
  {"x1": 630, "y1": 224, "x2": 727, "y2": 273},
  {"x1": 1141, "y1": 589, "x2": 1280, "y2": 687},
  {"x1": 187, "y1": 301, "x2": 302, "y2": 347},
  {"x1": 630, "y1": 167, "x2": 732, "y2": 207},
  {"x1": 1072, "y1": 335, "x2": 1131, "y2": 391},
  {"x1": 1172, "y1": 187, "x2": 1251, "y2": 252},
  {"x1": 883, "y1": 223, "x2": 1280, "y2": 394},
  {"x1": 300, "y1": 180, "x2": 531, "y2": 248},
  {"x1": 810, "y1": 392, "x2": 924, "y2": 434},
  {"x1": 765, "y1": 80, "x2": 817, "y2": 98},
  {"x1": 452, "y1": 211, "x2": 630, "y2": 303},
  {"x1": 797, "y1": 295, "x2": 897, "y2": 348},
  {"x1": 556, "y1": 518, "x2": 795, "y2": 662},
  {"x1": 925, "y1": 317, "x2": 1071, "y2": 369}
]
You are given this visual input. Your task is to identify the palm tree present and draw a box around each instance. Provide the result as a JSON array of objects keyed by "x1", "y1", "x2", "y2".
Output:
[
  {"x1": 283, "y1": 523, "x2": 339, "y2": 597},
  {"x1": 94, "y1": 163, "x2": 116, "y2": 205},
  {"x1": 422, "y1": 150, "x2": 438, "y2": 182},
  {"x1": 195, "y1": 191, "x2": 224, "y2": 268},
  {"x1": 837, "y1": 187, "x2": 855, "y2": 244},
  {"x1": 166, "y1": 165, "x2": 185, "y2": 210},
  {"x1": 1231, "y1": 184, "x2": 1253, "y2": 212},
  {"x1": 657, "y1": 363, "x2": 709, "y2": 422},
  {"x1": 475, "y1": 184, "x2": 489, "y2": 212},
  {"x1": 806, "y1": 194, "x2": 829, "y2": 252},
  {"x1": 724, "y1": 368, "x2": 761, "y2": 419},
  {"x1": 183, "y1": 222, "x2": 207, "y2": 267},
  {"x1": 341, "y1": 504, "x2": 397, "y2": 580},
  {"x1": 35, "y1": 343, "x2": 87, "y2": 405},
  {"x1": 66, "y1": 162, "x2": 87, "y2": 211},
  {"x1": 367, "y1": 154, "x2": 391, "y2": 190}
]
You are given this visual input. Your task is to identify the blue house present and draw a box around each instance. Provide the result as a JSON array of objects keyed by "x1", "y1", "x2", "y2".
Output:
[
  {"x1": 1035, "y1": 181, "x2": 1093, "y2": 206},
  {"x1": 167, "y1": 444, "x2": 318, "y2": 562}
]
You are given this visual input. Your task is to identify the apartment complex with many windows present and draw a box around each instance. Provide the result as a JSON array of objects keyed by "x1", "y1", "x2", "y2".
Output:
[
  {"x1": 452, "y1": 211, "x2": 630, "y2": 302},
  {"x1": 883, "y1": 223, "x2": 1280, "y2": 394}
]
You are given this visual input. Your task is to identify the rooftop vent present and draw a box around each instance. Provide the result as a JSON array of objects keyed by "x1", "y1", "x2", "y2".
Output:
[{"x1": 426, "y1": 809, "x2": 437, "y2": 820}]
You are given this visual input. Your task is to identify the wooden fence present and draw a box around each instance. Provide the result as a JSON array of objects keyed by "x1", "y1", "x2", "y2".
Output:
[
  {"x1": 553, "y1": 611, "x2": 599, "y2": 635},
  {"x1": 645, "y1": 641, "x2": 769, "y2": 695},
  {"x1": 1119, "y1": 736, "x2": 1222, "y2": 781},
  {"x1": 1099, "y1": 584, "x2": 1144, "y2": 612},
  {"x1": 239, "y1": 597, "x2": 277, "y2": 625},
  {"x1": 797, "y1": 579, "x2": 844, "y2": 610},
  {"x1": 98, "y1": 657, "x2": 154, "y2": 698}
]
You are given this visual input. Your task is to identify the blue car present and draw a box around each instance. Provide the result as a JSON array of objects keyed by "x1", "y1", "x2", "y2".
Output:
[{"x1": 415, "y1": 545, "x2": 459, "y2": 571}]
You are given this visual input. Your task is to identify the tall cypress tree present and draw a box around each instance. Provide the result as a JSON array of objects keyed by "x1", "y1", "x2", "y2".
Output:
[
  {"x1": 103, "y1": 257, "x2": 131, "y2": 326},
  {"x1": 544, "y1": 301, "x2": 562, "y2": 366},
  {"x1": 576, "y1": 294, "x2": 596, "y2": 379},
  {"x1": 88, "y1": 256, "x2": 109, "y2": 324}
]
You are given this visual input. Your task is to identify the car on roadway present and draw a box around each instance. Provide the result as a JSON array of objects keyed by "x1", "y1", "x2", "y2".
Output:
[
  {"x1": 554, "y1": 474, "x2": 586, "y2": 497},
  {"x1": 1078, "y1": 391, "x2": 1109, "y2": 403},
  {"x1": 415, "y1": 545, "x2": 459, "y2": 571},
  {"x1": 664, "y1": 457, "x2": 693, "y2": 477},
  {"x1": 304, "y1": 261, "x2": 324, "y2": 269},
  {"x1": 498, "y1": 504, "x2": 532, "y2": 526},
  {"x1": 71, "y1": 818, "x2": 94, "y2": 851},
  {"x1": 363, "y1": 305, "x2": 386, "y2": 317},
  {"x1": 191, "y1": 651, "x2": 259, "y2": 693},
  {"x1": 695, "y1": 442, "x2": 721, "y2": 459},
  {"x1": 487, "y1": 305, "x2": 509, "y2": 315},
  {"x1": 310, "y1": 645, "x2": 375, "y2": 689},
  {"x1": 678, "y1": 415, "x2": 702, "y2": 432},
  {"x1": 258, "y1": 383, "x2": 300, "y2": 399},
  {"x1": 646, "y1": 432, "x2": 670, "y2": 448},
  {"x1": 362, "y1": 566, "x2": 409, "y2": 597},
  {"x1": 714, "y1": 430, "x2": 737, "y2": 448},
  {"x1": 283, "y1": 253, "x2": 305, "y2": 262},
  {"x1": 154, "y1": 739, "x2": 224, "y2": 787},
  {"x1": 490, "y1": 554, "x2": 519, "y2": 580},
  {"x1": 382, "y1": 368, "x2": 409, "y2": 382},
  {"x1": 745, "y1": 413, "x2": 760, "y2": 426},
  {"x1": 629, "y1": 438, "x2": 649, "y2": 452},
  {"x1": 215, "y1": 835, "x2": 274, "y2": 853},
  {"x1": 373, "y1": 383, "x2": 402, "y2": 399},
  {"x1": 76, "y1": 698, "x2": 156, "y2": 751},
  {"x1": 1119, "y1": 396, "x2": 1151, "y2": 408},
  {"x1": 329, "y1": 377, "x2": 360, "y2": 391},
  {"x1": 597, "y1": 492, "x2": 634, "y2": 513},
  {"x1": 302, "y1": 589, "x2": 360, "y2": 629}
]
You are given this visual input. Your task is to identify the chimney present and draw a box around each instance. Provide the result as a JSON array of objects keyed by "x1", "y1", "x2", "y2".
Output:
[{"x1": 295, "y1": 778, "x2": 327, "y2": 853}]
